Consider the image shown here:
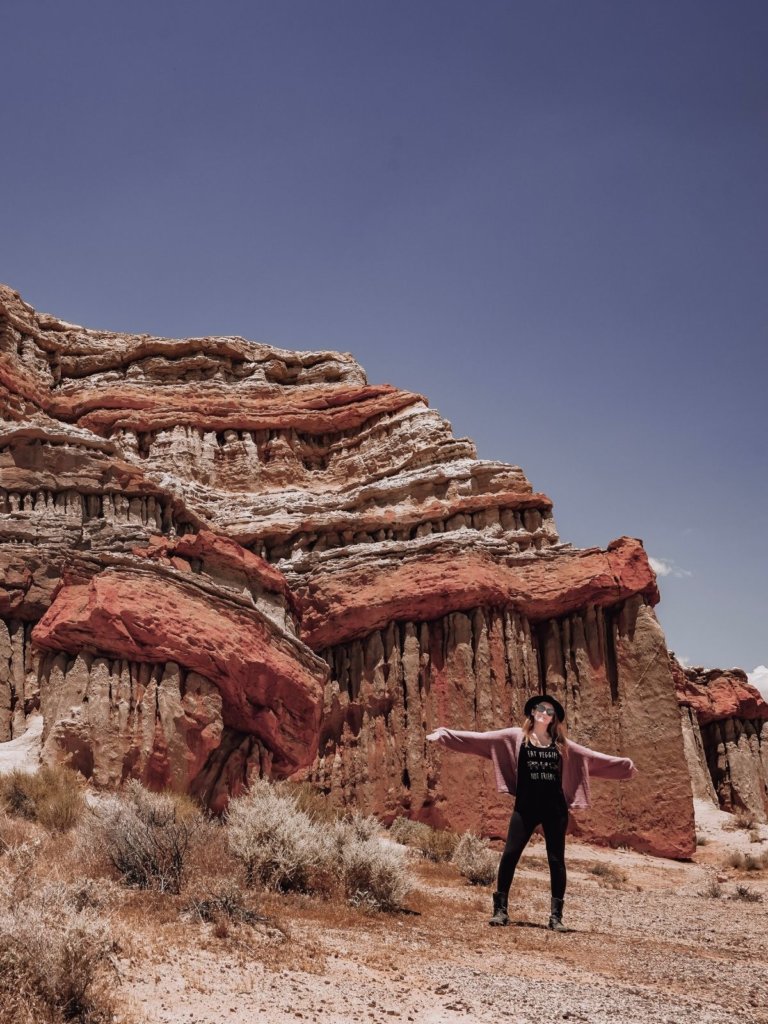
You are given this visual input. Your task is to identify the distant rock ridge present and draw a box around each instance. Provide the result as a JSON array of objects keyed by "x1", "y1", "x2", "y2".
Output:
[
  {"x1": 1, "y1": 283, "x2": 693, "y2": 855},
  {"x1": 672, "y1": 654, "x2": 768, "y2": 822}
]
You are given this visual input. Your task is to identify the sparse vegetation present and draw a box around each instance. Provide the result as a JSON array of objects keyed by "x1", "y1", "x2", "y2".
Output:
[
  {"x1": 227, "y1": 780, "x2": 411, "y2": 911},
  {"x1": 722, "y1": 809, "x2": 757, "y2": 832},
  {"x1": 183, "y1": 881, "x2": 272, "y2": 929},
  {"x1": 695, "y1": 832, "x2": 709, "y2": 846},
  {"x1": 273, "y1": 781, "x2": 344, "y2": 825},
  {"x1": 744, "y1": 852, "x2": 768, "y2": 872},
  {"x1": 733, "y1": 884, "x2": 763, "y2": 903},
  {"x1": 0, "y1": 883, "x2": 121, "y2": 1024},
  {"x1": 0, "y1": 766, "x2": 85, "y2": 831},
  {"x1": 226, "y1": 779, "x2": 335, "y2": 893},
  {"x1": 588, "y1": 862, "x2": 628, "y2": 886},
  {"x1": 388, "y1": 816, "x2": 459, "y2": 862},
  {"x1": 81, "y1": 781, "x2": 212, "y2": 894},
  {"x1": 698, "y1": 878, "x2": 723, "y2": 899},
  {"x1": 451, "y1": 832, "x2": 498, "y2": 886},
  {"x1": 337, "y1": 829, "x2": 412, "y2": 912},
  {"x1": 726, "y1": 851, "x2": 746, "y2": 869}
]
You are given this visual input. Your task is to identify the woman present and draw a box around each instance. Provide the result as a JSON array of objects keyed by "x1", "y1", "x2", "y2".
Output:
[{"x1": 427, "y1": 694, "x2": 638, "y2": 931}]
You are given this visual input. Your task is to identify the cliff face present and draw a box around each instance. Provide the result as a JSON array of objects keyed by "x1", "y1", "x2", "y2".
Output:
[
  {"x1": 672, "y1": 655, "x2": 768, "y2": 822},
  {"x1": 0, "y1": 284, "x2": 694, "y2": 856}
]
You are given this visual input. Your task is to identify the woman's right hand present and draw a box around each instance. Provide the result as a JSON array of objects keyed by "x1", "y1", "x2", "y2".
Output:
[{"x1": 426, "y1": 728, "x2": 445, "y2": 742}]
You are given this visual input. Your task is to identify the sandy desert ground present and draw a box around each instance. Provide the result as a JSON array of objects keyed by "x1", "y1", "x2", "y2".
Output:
[
  {"x1": 2, "y1": 722, "x2": 767, "y2": 1024},
  {"x1": 114, "y1": 800, "x2": 768, "y2": 1024}
]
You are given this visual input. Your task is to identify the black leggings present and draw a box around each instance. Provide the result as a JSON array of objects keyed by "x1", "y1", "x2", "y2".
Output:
[{"x1": 497, "y1": 800, "x2": 568, "y2": 900}]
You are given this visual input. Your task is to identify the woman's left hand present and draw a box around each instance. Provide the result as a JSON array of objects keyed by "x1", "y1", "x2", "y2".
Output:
[{"x1": 628, "y1": 763, "x2": 638, "y2": 779}]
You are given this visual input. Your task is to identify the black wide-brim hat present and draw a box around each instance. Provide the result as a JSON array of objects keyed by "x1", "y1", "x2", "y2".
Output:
[{"x1": 524, "y1": 694, "x2": 565, "y2": 722}]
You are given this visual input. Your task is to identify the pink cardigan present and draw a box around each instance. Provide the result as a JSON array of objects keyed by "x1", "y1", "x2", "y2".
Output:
[{"x1": 429, "y1": 726, "x2": 636, "y2": 810}]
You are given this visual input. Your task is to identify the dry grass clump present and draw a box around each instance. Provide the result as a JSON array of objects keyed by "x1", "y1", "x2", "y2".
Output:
[
  {"x1": 388, "y1": 816, "x2": 459, "y2": 862},
  {"x1": 0, "y1": 812, "x2": 39, "y2": 854},
  {"x1": 0, "y1": 766, "x2": 85, "y2": 831},
  {"x1": 733, "y1": 884, "x2": 763, "y2": 903},
  {"x1": 226, "y1": 779, "x2": 335, "y2": 893},
  {"x1": 389, "y1": 816, "x2": 430, "y2": 846},
  {"x1": 749, "y1": 828, "x2": 764, "y2": 844},
  {"x1": 0, "y1": 882, "x2": 122, "y2": 1024},
  {"x1": 80, "y1": 781, "x2": 212, "y2": 894},
  {"x1": 183, "y1": 880, "x2": 273, "y2": 935},
  {"x1": 744, "y1": 851, "x2": 768, "y2": 872},
  {"x1": 722, "y1": 809, "x2": 757, "y2": 832},
  {"x1": 331, "y1": 818, "x2": 412, "y2": 912},
  {"x1": 451, "y1": 832, "x2": 498, "y2": 886},
  {"x1": 726, "y1": 851, "x2": 746, "y2": 869},
  {"x1": 226, "y1": 780, "x2": 411, "y2": 911},
  {"x1": 273, "y1": 781, "x2": 344, "y2": 825},
  {"x1": 587, "y1": 862, "x2": 628, "y2": 886},
  {"x1": 698, "y1": 878, "x2": 723, "y2": 899}
]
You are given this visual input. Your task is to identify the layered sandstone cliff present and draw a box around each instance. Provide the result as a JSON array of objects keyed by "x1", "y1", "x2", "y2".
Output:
[
  {"x1": 672, "y1": 655, "x2": 768, "y2": 822},
  {"x1": 0, "y1": 283, "x2": 695, "y2": 856}
]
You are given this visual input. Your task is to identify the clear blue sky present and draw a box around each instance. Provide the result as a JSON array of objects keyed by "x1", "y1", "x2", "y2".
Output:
[{"x1": 2, "y1": 1, "x2": 766, "y2": 673}]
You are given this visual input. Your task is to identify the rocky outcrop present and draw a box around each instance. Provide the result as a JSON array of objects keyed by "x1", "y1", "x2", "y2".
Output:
[
  {"x1": 672, "y1": 656, "x2": 768, "y2": 821},
  {"x1": 0, "y1": 284, "x2": 695, "y2": 856}
]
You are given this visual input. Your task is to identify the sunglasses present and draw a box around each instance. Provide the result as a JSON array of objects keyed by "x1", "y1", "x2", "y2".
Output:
[{"x1": 533, "y1": 704, "x2": 555, "y2": 717}]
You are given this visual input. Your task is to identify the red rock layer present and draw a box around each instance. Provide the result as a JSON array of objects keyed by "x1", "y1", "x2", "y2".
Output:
[
  {"x1": 297, "y1": 535, "x2": 658, "y2": 649},
  {"x1": 0, "y1": 284, "x2": 695, "y2": 855},
  {"x1": 672, "y1": 658, "x2": 768, "y2": 725},
  {"x1": 671, "y1": 654, "x2": 768, "y2": 820}
]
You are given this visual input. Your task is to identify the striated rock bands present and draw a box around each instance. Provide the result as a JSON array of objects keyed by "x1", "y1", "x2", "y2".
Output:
[
  {"x1": 672, "y1": 655, "x2": 768, "y2": 822},
  {"x1": 0, "y1": 284, "x2": 694, "y2": 856}
]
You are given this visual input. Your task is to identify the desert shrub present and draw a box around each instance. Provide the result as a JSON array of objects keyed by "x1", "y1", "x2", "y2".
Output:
[
  {"x1": 387, "y1": 817, "x2": 458, "y2": 862},
  {"x1": 0, "y1": 766, "x2": 84, "y2": 831},
  {"x1": 226, "y1": 779, "x2": 334, "y2": 893},
  {"x1": 451, "y1": 832, "x2": 498, "y2": 886},
  {"x1": 588, "y1": 862, "x2": 628, "y2": 884},
  {"x1": 0, "y1": 884, "x2": 119, "y2": 1023},
  {"x1": 338, "y1": 833, "x2": 411, "y2": 911},
  {"x1": 340, "y1": 810, "x2": 381, "y2": 842},
  {"x1": 389, "y1": 816, "x2": 430, "y2": 846},
  {"x1": 81, "y1": 781, "x2": 211, "y2": 894},
  {"x1": 695, "y1": 833, "x2": 709, "y2": 846},
  {"x1": 183, "y1": 881, "x2": 270, "y2": 928},
  {"x1": 698, "y1": 878, "x2": 723, "y2": 899},
  {"x1": 0, "y1": 813, "x2": 39, "y2": 855},
  {"x1": 744, "y1": 852, "x2": 768, "y2": 872},
  {"x1": 723, "y1": 809, "x2": 757, "y2": 832},
  {"x1": 419, "y1": 828, "x2": 459, "y2": 863},
  {"x1": 749, "y1": 828, "x2": 764, "y2": 844},
  {"x1": 273, "y1": 781, "x2": 344, "y2": 825},
  {"x1": 734, "y1": 810, "x2": 757, "y2": 830},
  {"x1": 726, "y1": 851, "x2": 746, "y2": 869},
  {"x1": 733, "y1": 884, "x2": 762, "y2": 903}
]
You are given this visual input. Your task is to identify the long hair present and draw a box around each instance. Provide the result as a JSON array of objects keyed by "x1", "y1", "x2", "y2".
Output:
[{"x1": 522, "y1": 706, "x2": 569, "y2": 758}]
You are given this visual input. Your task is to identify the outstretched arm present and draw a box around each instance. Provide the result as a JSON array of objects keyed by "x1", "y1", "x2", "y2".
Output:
[
  {"x1": 426, "y1": 726, "x2": 515, "y2": 760},
  {"x1": 570, "y1": 741, "x2": 638, "y2": 780}
]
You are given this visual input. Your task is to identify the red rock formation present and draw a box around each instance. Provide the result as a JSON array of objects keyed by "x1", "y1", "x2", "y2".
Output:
[
  {"x1": 0, "y1": 283, "x2": 695, "y2": 856},
  {"x1": 297, "y1": 536, "x2": 658, "y2": 649},
  {"x1": 672, "y1": 654, "x2": 768, "y2": 821},
  {"x1": 673, "y1": 659, "x2": 768, "y2": 725}
]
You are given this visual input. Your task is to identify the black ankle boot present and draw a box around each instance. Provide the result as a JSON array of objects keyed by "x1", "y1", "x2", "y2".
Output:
[
  {"x1": 548, "y1": 896, "x2": 566, "y2": 932},
  {"x1": 489, "y1": 890, "x2": 509, "y2": 926}
]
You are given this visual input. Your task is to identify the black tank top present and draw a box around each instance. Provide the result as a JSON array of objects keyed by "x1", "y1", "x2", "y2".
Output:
[{"x1": 516, "y1": 739, "x2": 565, "y2": 809}]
